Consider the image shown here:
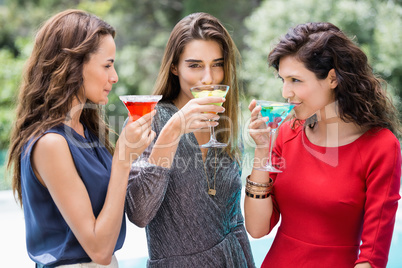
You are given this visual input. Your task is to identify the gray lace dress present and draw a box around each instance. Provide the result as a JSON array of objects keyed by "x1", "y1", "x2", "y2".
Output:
[{"x1": 125, "y1": 101, "x2": 255, "y2": 268}]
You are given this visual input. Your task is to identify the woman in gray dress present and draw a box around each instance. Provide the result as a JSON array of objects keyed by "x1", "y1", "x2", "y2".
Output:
[{"x1": 125, "y1": 12, "x2": 255, "y2": 267}]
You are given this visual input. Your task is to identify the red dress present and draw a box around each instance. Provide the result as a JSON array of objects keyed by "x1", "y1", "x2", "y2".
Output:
[{"x1": 261, "y1": 122, "x2": 401, "y2": 268}]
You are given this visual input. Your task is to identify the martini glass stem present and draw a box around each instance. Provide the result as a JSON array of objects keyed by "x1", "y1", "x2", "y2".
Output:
[
  {"x1": 210, "y1": 125, "x2": 218, "y2": 143},
  {"x1": 200, "y1": 121, "x2": 226, "y2": 148},
  {"x1": 268, "y1": 129, "x2": 276, "y2": 168}
]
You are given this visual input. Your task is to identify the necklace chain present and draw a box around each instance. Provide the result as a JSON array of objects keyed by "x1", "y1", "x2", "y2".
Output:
[{"x1": 202, "y1": 148, "x2": 217, "y2": 196}]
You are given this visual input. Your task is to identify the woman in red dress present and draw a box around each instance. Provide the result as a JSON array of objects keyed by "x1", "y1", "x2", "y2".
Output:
[{"x1": 245, "y1": 22, "x2": 401, "y2": 268}]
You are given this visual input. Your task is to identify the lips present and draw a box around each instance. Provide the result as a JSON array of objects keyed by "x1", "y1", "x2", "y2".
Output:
[{"x1": 289, "y1": 102, "x2": 301, "y2": 107}]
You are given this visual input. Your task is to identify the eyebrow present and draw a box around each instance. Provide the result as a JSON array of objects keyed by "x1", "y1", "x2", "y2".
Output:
[
  {"x1": 107, "y1": 59, "x2": 115, "y2": 63},
  {"x1": 278, "y1": 74, "x2": 301, "y2": 79},
  {"x1": 184, "y1": 58, "x2": 224, "y2": 62}
]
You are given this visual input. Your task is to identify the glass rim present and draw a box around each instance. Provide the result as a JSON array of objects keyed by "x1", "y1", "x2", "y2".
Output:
[
  {"x1": 189, "y1": 84, "x2": 229, "y2": 91},
  {"x1": 256, "y1": 100, "x2": 294, "y2": 106},
  {"x1": 119, "y1": 95, "x2": 162, "y2": 102}
]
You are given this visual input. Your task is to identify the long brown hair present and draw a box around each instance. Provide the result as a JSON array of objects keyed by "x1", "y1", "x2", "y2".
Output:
[
  {"x1": 8, "y1": 9, "x2": 116, "y2": 206},
  {"x1": 268, "y1": 22, "x2": 401, "y2": 135},
  {"x1": 153, "y1": 12, "x2": 242, "y2": 159}
]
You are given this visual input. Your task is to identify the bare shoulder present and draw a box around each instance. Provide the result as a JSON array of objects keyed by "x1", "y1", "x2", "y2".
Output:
[
  {"x1": 34, "y1": 132, "x2": 69, "y2": 153},
  {"x1": 31, "y1": 132, "x2": 76, "y2": 187},
  {"x1": 32, "y1": 132, "x2": 72, "y2": 170}
]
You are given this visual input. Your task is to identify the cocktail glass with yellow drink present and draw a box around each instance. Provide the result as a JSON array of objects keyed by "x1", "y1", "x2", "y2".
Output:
[{"x1": 190, "y1": 85, "x2": 229, "y2": 148}]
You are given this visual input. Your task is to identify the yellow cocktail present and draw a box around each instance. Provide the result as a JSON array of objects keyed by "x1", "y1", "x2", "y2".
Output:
[{"x1": 189, "y1": 85, "x2": 229, "y2": 148}]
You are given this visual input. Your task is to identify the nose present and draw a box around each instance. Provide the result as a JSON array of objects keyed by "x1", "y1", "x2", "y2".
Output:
[
  {"x1": 110, "y1": 68, "x2": 118, "y2": 84},
  {"x1": 201, "y1": 67, "x2": 213, "y2": 85},
  {"x1": 282, "y1": 82, "x2": 294, "y2": 99}
]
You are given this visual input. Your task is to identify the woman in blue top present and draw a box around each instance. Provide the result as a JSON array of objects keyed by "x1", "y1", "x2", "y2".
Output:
[{"x1": 7, "y1": 9, "x2": 155, "y2": 267}]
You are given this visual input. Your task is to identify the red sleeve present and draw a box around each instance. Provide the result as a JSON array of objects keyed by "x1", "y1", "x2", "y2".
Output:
[
  {"x1": 268, "y1": 193, "x2": 280, "y2": 234},
  {"x1": 356, "y1": 130, "x2": 401, "y2": 268}
]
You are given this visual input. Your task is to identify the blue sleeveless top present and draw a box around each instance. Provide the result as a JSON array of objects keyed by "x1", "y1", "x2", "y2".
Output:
[{"x1": 20, "y1": 124, "x2": 126, "y2": 267}]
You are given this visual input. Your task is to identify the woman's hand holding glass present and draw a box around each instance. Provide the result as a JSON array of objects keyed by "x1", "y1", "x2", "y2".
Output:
[
  {"x1": 248, "y1": 99, "x2": 271, "y2": 148},
  {"x1": 115, "y1": 110, "x2": 157, "y2": 165},
  {"x1": 170, "y1": 96, "x2": 225, "y2": 135}
]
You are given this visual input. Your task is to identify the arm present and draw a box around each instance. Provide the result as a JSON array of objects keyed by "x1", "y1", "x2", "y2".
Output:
[
  {"x1": 244, "y1": 99, "x2": 274, "y2": 238},
  {"x1": 355, "y1": 263, "x2": 373, "y2": 268},
  {"x1": 125, "y1": 141, "x2": 170, "y2": 227},
  {"x1": 148, "y1": 97, "x2": 225, "y2": 168},
  {"x1": 355, "y1": 132, "x2": 401, "y2": 268},
  {"x1": 125, "y1": 97, "x2": 225, "y2": 227},
  {"x1": 32, "y1": 112, "x2": 155, "y2": 265}
]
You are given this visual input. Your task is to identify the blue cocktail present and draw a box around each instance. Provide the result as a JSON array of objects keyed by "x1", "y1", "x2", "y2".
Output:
[{"x1": 256, "y1": 100, "x2": 295, "y2": 172}]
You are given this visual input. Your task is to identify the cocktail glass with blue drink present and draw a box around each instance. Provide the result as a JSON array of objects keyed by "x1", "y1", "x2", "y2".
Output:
[{"x1": 256, "y1": 100, "x2": 295, "y2": 172}]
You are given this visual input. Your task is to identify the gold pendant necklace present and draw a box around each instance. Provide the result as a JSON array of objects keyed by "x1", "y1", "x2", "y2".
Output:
[{"x1": 202, "y1": 148, "x2": 217, "y2": 196}]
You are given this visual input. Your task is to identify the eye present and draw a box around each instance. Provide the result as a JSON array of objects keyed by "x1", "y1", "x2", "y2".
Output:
[
  {"x1": 292, "y1": 78, "x2": 301, "y2": 82},
  {"x1": 213, "y1": 62, "x2": 224, "y2": 67},
  {"x1": 105, "y1": 59, "x2": 115, "y2": 69},
  {"x1": 189, "y1": 63, "x2": 201, "y2": 68}
]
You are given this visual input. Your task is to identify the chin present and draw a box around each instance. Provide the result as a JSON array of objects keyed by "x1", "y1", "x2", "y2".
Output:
[
  {"x1": 99, "y1": 97, "x2": 109, "y2": 105},
  {"x1": 294, "y1": 110, "x2": 312, "y2": 121}
]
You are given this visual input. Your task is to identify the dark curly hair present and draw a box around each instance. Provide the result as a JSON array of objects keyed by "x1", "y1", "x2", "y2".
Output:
[{"x1": 268, "y1": 22, "x2": 400, "y2": 135}]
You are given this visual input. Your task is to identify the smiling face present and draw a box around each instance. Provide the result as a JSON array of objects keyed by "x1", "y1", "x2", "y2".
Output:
[
  {"x1": 171, "y1": 39, "x2": 224, "y2": 105},
  {"x1": 278, "y1": 55, "x2": 338, "y2": 121},
  {"x1": 82, "y1": 34, "x2": 118, "y2": 105}
]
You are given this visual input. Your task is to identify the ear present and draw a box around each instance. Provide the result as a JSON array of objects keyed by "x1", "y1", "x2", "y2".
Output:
[
  {"x1": 327, "y1": 69, "x2": 338, "y2": 89},
  {"x1": 171, "y1": 64, "x2": 178, "y2": 76}
]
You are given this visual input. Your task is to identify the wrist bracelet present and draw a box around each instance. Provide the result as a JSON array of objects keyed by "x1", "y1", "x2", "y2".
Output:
[
  {"x1": 245, "y1": 190, "x2": 271, "y2": 199},
  {"x1": 246, "y1": 175, "x2": 273, "y2": 187},
  {"x1": 245, "y1": 186, "x2": 271, "y2": 194},
  {"x1": 245, "y1": 175, "x2": 273, "y2": 198}
]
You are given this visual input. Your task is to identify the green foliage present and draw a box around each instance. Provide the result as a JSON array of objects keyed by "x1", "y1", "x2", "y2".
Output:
[
  {"x1": 76, "y1": 1, "x2": 112, "y2": 17},
  {"x1": 115, "y1": 32, "x2": 170, "y2": 97},
  {"x1": 106, "y1": 0, "x2": 182, "y2": 47},
  {"x1": 182, "y1": 0, "x2": 260, "y2": 51},
  {"x1": 0, "y1": 38, "x2": 30, "y2": 149},
  {"x1": 373, "y1": 2, "x2": 402, "y2": 95},
  {"x1": 0, "y1": 149, "x2": 11, "y2": 190}
]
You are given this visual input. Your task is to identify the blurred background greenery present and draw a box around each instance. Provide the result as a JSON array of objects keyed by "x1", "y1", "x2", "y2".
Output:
[{"x1": 1, "y1": 0, "x2": 402, "y2": 189}]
